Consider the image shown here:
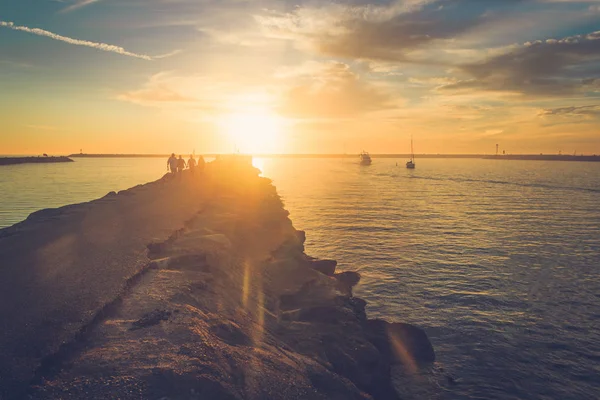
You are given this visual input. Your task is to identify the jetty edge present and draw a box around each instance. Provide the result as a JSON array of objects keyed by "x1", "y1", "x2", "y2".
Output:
[
  {"x1": 0, "y1": 155, "x2": 435, "y2": 400},
  {"x1": 0, "y1": 156, "x2": 74, "y2": 166}
]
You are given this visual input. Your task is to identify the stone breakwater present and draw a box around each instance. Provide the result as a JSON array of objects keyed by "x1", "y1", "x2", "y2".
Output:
[
  {"x1": 0, "y1": 156, "x2": 74, "y2": 166},
  {"x1": 0, "y1": 157, "x2": 435, "y2": 400}
]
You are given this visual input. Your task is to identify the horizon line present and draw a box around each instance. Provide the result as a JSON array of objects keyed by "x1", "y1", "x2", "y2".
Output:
[{"x1": 2, "y1": 152, "x2": 599, "y2": 158}]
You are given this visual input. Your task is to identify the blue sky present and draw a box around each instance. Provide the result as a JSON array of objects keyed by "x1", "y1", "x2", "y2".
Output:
[{"x1": 1, "y1": 0, "x2": 599, "y2": 154}]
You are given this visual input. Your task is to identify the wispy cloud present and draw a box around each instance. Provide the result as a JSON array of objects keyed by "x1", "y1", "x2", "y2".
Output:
[
  {"x1": 60, "y1": 0, "x2": 102, "y2": 14},
  {"x1": 0, "y1": 20, "x2": 153, "y2": 60},
  {"x1": 539, "y1": 104, "x2": 600, "y2": 118}
]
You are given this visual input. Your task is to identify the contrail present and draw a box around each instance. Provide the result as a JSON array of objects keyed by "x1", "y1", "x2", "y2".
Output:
[
  {"x1": 153, "y1": 49, "x2": 183, "y2": 59},
  {"x1": 61, "y1": 0, "x2": 102, "y2": 14},
  {"x1": 0, "y1": 20, "x2": 152, "y2": 60}
]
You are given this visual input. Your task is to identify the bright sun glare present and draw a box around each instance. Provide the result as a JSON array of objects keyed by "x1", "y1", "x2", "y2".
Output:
[{"x1": 220, "y1": 111, "x2": 285, "y2": 154}]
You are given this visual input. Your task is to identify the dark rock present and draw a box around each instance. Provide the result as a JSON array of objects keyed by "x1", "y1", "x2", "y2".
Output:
[
  {"x1": 130, "y1": 309, "x2": 172, "y2": 330},
  {"x1": 339, "y1": 297, "x2": 367, "y2": 322},
  {"x1": 365, "y1": 319, "x2": 435, "y2": 365},
  {"x1": 322, "y1": 333, "x2": 400, "y2": 400},
  {"x1": 209, "y1": 321, "x2": 251, "y2": 346},
  {"x1": 271, "y1": 237, "x2": 305, "y2": 258},
  {"x1": 146, "y1": 370, "x2": 243, "y2": 400},
  {"x1": 334, "y1": 271, "x2": 361, "y2": 296},
  {"x1": 147, "y1": 241, "x2": 167, "y2": 257},
  {"x1": 307, "y1": 366, "x2": 371, "y2": 400},
  {"x1": 295, "y1": 230, "x2": 306, "y2": 244},
  {"x1": 298, "y1": 305, "x2": 358, "y2": 324},
  {"x1": 279, "y1": 279, "x2": 317, "y2": 310},
  {"x1": 308, "y1": 259, "x2": 337, "y2": 276}
]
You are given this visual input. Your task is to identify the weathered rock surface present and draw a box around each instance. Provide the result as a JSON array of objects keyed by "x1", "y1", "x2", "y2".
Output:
[
  {"x1": 308, "y1": 259, "x2": 338, "y2": 276},
  {"x1": 0, "y1": 156, "x2": 435, "y2": 400},
  {"x1": 334, "y1": 271, "x2": 362, "y2": 296},
  {"x1": 365, "y1": 319, "x2": 436, "y2": 366}
]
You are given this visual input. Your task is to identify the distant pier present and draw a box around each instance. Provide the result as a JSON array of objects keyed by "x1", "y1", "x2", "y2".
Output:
[
  {"x1": 482, "y1": 154, "x2": 600, "y2": 162},
  {"x1": 0, "y1": 156, "x2": 74, "y2": 166}
]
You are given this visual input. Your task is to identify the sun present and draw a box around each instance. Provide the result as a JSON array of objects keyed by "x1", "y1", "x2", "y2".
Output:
[{"x1": 220, "y1": 110, "x2": 285, "y2": 154}]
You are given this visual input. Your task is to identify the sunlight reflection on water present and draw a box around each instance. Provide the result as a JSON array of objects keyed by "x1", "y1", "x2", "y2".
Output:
[{"x1": 259, "y1": 157, "x2": 600, "y2": 400}]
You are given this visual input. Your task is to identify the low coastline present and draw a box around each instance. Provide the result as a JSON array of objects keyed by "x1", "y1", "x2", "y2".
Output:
[
  {"x1": 0, "y1": 157, "x2": 435, "y2": 399},
  {"x1": 0, "y1": 156, "x2": 74, "y2": 166}
]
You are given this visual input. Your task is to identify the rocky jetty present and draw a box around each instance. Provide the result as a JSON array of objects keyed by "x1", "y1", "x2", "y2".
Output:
[
  {"x1": 0, "y1": 156, "x2": 435, "y2": 399},
  {"x1": 0, "y1": 156, "x2": 73, "y2": 166}
]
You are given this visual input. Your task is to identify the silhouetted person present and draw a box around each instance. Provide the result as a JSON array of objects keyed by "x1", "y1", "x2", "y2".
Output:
[
  {"x1": 197, "y1": 154, "x2": 206, "y2": 175},
  {"x1": 187, "y1": 155, "x2": 196, "y2": 175},
  {"x1": 167, "y1": 153, "x2": 178, "y2": 174},
  {"x1": 177, "y1": 155, "x2": 186, "y2": 173}
]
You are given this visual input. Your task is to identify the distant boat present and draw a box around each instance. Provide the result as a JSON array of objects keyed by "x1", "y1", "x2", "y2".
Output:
[
  {"x1": 406, "y1": 137, "x2": 415, "y2": 169},
  {"x1": 360, "y1": 151, "x2": 372, "y2": 165}
]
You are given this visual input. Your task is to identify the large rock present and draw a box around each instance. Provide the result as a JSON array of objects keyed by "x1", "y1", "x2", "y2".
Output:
[
  {"x1": 295, "y1": 230, "x2": 306, "y2": 244},
  {"x1": 365, "y1": 319, "x2": 435, "y2": 365},
  {"x1": 308, "y1": 259, "x2": 337, "y2": 276},
  {"x1": 334, "y1": 271, "x2": 361, "y2": 296},
  {"x1": 298, "y1": 305, "x2": 360, "y2": 324}
]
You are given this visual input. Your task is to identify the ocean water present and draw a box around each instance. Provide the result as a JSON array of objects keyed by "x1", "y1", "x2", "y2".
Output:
[{"x1": 1, "y1": 157, "x2": 600, "y2": 399}]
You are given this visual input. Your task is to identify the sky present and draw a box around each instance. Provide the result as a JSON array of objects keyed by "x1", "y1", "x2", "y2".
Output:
[{"x1": 1, "y1": 0, "x2": 599, "y2": 155}]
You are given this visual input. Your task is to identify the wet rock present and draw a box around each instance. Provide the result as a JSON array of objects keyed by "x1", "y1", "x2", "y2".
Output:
[
  {"x1": 334, "y1": 271, "x2": 361, "y2": 296},
  {"x1": 365, "y1": 319, "x2": 435, "y2": 365},
  {"x1": 130, "y1": 309, "x2": 172, "y2": 330},
  {"x1": 308, "y1": 260, "x2": 337, "y2": 276}
]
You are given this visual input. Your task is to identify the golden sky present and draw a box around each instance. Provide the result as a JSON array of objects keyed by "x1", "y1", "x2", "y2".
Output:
[{"x1": 1, "y1": 0, "x2": 599, "y2": 155}]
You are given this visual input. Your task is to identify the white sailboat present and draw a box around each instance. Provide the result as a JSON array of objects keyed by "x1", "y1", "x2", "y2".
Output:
[{"x1": 406, "y1": 136, "x2": 415, "y2": 169}]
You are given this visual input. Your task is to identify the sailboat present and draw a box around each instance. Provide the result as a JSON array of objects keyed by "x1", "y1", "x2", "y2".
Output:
[{"x1": 406, "y1": 136, "x2": 415, "y2": 169}]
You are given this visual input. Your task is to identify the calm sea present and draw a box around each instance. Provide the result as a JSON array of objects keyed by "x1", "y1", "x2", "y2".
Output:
[{"x1": 1, "y1": 157, "x2": 599, "y2": 399}]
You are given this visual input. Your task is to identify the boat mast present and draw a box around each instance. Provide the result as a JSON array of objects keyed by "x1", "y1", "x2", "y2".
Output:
[{"x1": 410, "y1": 135, "x2": 414, "y2": 161}]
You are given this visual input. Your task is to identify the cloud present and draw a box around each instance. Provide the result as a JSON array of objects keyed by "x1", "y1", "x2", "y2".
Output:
[
  {"x1": 117, "y1": 72, "x2": 199, "y2": 106},
  {"x1": 116, "y1": 72, "x2": 244, "y2": 115},
  {"x1": 256, "y1": 0, "x2": 492, "y2": 62},
  {"x1": 539, "y1": 104, "x2": 600, "y2": 117},
  {"x1": 276, "y1": 61, "x2": 398, "y2": 118},
  {"x1": 443, "y1": 31, "x2": 600, "y2": 96},
  {"x1": 0, "y1": 20, "x2": 156, "y2": 60},
  {"x1": 60, "y1": 0, "x2": 102, "y2": 13}
]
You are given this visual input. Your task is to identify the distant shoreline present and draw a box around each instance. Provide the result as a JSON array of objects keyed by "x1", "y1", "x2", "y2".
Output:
[
  {"x1": 0, "y1": 156, "x2": 74, "y2": 166},
  {"x1": 66, "y1": 153, "x2": 600, "y2": 162}
]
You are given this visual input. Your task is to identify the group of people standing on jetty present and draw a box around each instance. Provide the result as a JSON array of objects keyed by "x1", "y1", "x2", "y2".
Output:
[{"x1": 167, "y1": 153, "x2": 205, "y2": 176}]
